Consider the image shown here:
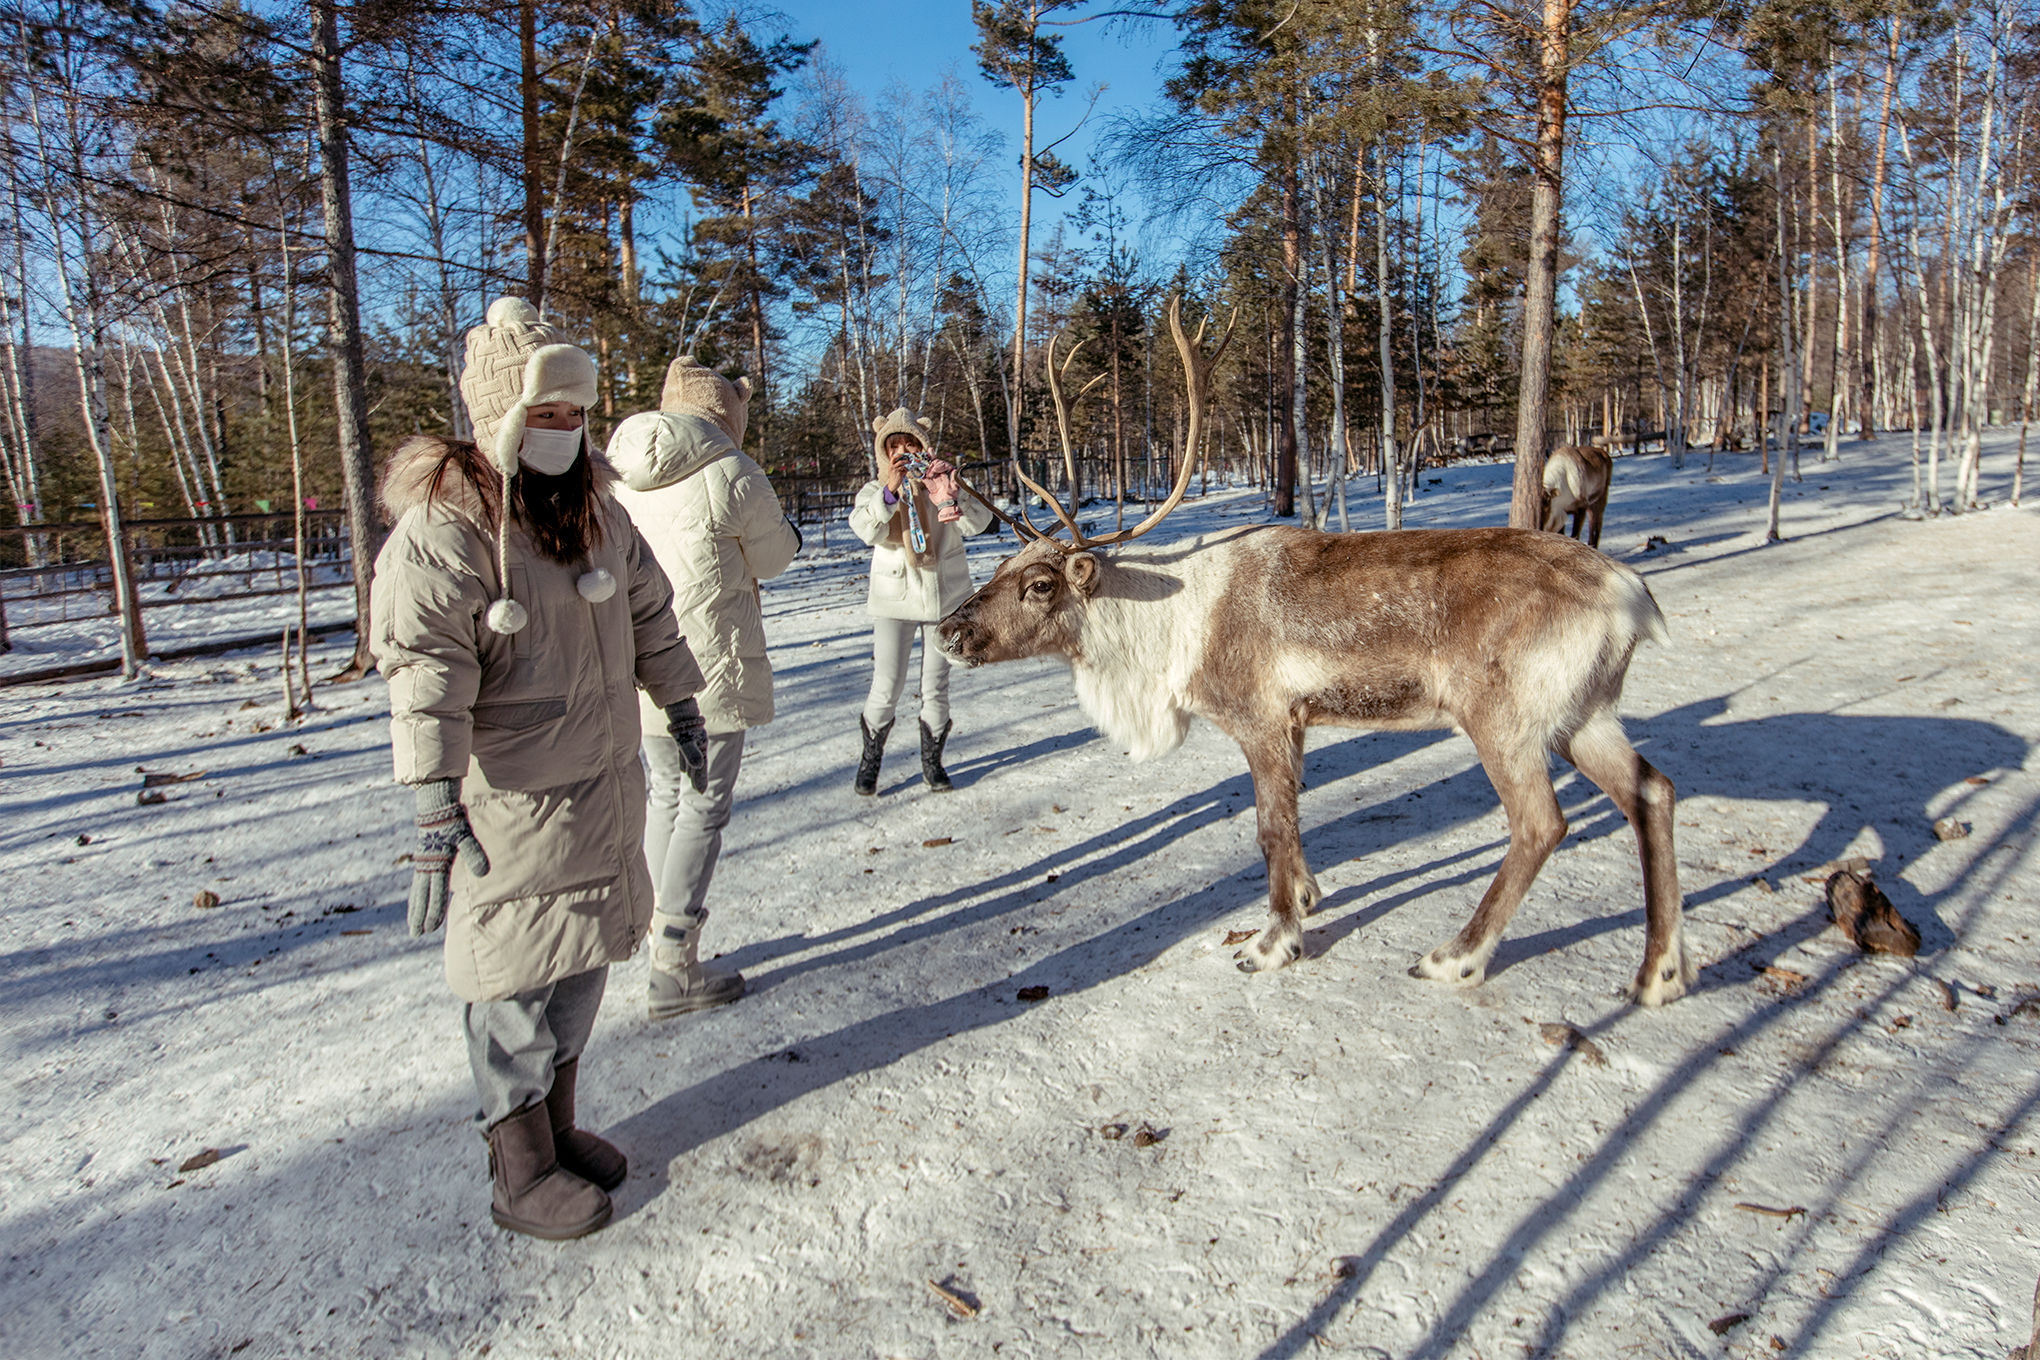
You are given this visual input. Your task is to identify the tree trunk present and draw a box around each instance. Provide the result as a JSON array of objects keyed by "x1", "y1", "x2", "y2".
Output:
[
  {"x1": 26, "y1": 72, "x2": 144, "y2": 670},
  {"x1": 280, "y1": 204, "x2": 314, "y2": 709},
  {"x1": 1376, "y1": 138, "x2": 1401, "y2": 530},
  {"x1": 1824, "y1": 64, "x2": 1850, "y2": 463},
  {"x1": 1009, "y1": 68, "x2": 1036, "y2": 470},
  {"x1": 1798, "y1": 109, "x2": 1820, "y2": 429},
  {"x1": 1275, "y1": 158, "x2": 1301, "y2": 518},
  {"x1": 1318, "y1": 152, "x2": 1350, "y2": 532},
  {"x1": 1858, "y1": 16, "x2": 1898, "y2": 439},
  {"x1": 312, "y1": 0, "x2": 381, "y2": 678},
  {"x1": 1291, "y1": 174, "x2": 1313, "y2": 528},
  {"x1": 520, "y1": 0, "x2": 545, "y2": 306},
  {"x1": 2015, "y1": 258, "x2": 2038, "y2": 506},
  {"x1": 1510, "y1": 0, "x2": 1570, "y2": 529},
  {"x1": 1769, "y1": 142, "x2": 1799, "y2": 543}
]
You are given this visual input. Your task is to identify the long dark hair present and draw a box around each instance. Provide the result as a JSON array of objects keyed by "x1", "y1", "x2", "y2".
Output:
[
  {"x1": 414, "y1": 434, "x2": 603, "y2": 564},
  {"x1": 512, "y1": 435, "x2": 604, "y2": 563}
]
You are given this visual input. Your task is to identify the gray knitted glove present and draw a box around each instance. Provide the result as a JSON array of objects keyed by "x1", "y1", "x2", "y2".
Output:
[
  {"x1": 409, "y1": 778, "x2": 490, "y2": 935},
  {"x1": 666, "y1": 696, "x2": 708, "y2": 794}
]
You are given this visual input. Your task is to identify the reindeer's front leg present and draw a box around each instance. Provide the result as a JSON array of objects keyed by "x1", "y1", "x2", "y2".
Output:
[{"x1": 1234, "y1": 723, "x2": 1320, "y2": 974}]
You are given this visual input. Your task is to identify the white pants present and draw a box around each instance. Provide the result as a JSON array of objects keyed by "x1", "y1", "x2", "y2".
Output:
[
  {"x1": 862, "y1": 617, "x2": 951, "y2": 731},
  {"x1": 643, "y1": 728, "x2": 746, "y2": 923}
]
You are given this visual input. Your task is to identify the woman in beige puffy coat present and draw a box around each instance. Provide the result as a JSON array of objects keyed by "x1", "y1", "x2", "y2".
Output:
[
  {"x1": 848, "y1": 407, "x2": 992, "y2": 795},
  {"x1": 610, "y1": 356, "x2": 799, "y2": 1021},
  {"x1": 371, "y1": 298, "x2": 703, "y2": 1242}
]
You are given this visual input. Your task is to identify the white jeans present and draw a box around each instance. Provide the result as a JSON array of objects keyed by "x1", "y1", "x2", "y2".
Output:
[
  {"x1": 642, "y1": 728, "x2": 746, "y2": 923},
  {"x1": 862, "y1": 617, "x2": 951, "y2": 731}
]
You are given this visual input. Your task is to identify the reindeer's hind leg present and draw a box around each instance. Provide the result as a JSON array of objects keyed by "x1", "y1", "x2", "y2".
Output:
[
  {"x1": 1410, "y1": 734, "x2": 1565, "y2": 988},
  {"x1": 1586, "y1": 497, "x2": 1605, "y2": 549},
  {"x1": 1560, "y1": 710, "x2": 1691, "y2": 1005},
  {"x1": 1235, "y1": 721, "x2": 1321, "y2": 974}
]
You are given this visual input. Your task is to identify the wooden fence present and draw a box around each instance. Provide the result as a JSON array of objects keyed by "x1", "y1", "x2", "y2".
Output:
[{"x1": 0, "y1": 509, "x2": 353, "y2": 631}]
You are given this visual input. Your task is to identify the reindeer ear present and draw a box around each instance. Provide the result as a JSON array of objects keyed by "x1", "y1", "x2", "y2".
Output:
[
  {"x1": 735, "y1": 377, "x2": 752, "y2": 401},
  {"x1": 1064, "y1": 551, "x2": 1100, "y2": 597}
]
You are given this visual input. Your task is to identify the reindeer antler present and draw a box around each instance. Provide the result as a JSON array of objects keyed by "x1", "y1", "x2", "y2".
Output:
[
  {"x1": 1007, "y1": 331, "x2": 1103, "y2": 542},
  {"x1": 1075, "y1": 295, "x2": 1235, "y2": 549},
  {"x1": 1046, "y1": 331, "x2": 1107, "y2": 497},
  {"x1": 991, "y1": 297, "x2": 1234, "y2": 551}
]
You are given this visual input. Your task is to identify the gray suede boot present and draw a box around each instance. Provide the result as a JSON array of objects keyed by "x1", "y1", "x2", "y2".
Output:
[{"x1": 648, "y1": 910, "x2": 745, "y2": 1020}]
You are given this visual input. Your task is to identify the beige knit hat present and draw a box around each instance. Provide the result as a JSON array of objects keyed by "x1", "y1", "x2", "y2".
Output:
[
  {"x1": 660, "y1": 356, "x2": 751, "y2": 447},
  {"x1": 458, "y1": 297, "x2": 604, "y2": 634},
  {"x1": 462, "y1": 297, "x2": 600, "y2": 476},
  {"x1": 870, "y1": 407, "x2": 935, "y2": 464}
]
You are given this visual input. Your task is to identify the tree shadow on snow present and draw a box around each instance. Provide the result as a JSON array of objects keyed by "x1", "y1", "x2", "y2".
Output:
[
  {"x1": 634, "y1": 693, "x2": 2025, "y2": 1228},
  {"x1": 1637, "y1": 694, "x2": 2025, "y2": 949},
  {"x1": 712, "y1": 726, "x2": 1457, "y2": 991},
  {"x1": 1250, "y1": 701, "x2": 2033, "y2": 1357},
  {"x1": 604, "y1": 728, "x2": 1467, "y2": 1209}
]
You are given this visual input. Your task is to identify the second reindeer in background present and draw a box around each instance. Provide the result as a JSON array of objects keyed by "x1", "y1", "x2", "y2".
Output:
[
  {"x1": 611, "y1": 357, "x2": 800, "y2": 1020},
  {"x1": 848, "y1": 408, "x2": 993, "y2": 796}
]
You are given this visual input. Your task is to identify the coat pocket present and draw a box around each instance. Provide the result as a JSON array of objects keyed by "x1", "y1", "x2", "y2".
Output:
[{"x1": 472, "y1": 698, "x2": 568, "y2": 731}]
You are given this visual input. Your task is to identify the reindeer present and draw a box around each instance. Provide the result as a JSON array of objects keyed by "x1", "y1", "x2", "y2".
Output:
[
  {"x1": 941, "y1": 299, "x2": 1693, "y2": 1005},
  {"x1": 1540, "y1": 443, "x2": 1613, "y2": 547}
]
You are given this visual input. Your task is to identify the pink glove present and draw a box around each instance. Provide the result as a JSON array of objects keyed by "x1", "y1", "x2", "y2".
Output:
[{"x1": 922, "y1": 458, "x2": 962, "y2": 522}]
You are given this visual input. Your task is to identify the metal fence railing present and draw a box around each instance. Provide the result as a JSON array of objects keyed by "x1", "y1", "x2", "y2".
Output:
[{"x1": 0, "y1": 510, "x2": 354, "y2": 631}]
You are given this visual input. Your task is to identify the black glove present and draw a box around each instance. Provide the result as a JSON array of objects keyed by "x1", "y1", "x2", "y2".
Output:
[
  {"x1": 410, "y1": 778, "x2": 490, "y2": 935},
  {"x1": 666, "y1": 696, "x2": 708, "y2": 794}
]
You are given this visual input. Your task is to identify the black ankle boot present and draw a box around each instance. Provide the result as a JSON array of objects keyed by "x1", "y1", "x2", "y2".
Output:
[
  {"x1": 855, "y1": 716, "x2": 893, "y2": 796},
  {"x1": 920, "y1": 719, "x2": 953, "y2": 792}
]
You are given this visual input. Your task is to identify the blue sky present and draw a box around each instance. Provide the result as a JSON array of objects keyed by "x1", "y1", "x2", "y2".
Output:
[
  {"x1": 764, "y1": 0, "x2": 1183, "y2": 233},
  {"x1": 768, "y1": 0, "x2": 1177, "y2": 149}
]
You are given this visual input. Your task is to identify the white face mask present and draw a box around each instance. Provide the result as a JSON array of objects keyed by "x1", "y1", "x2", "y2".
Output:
[{"x1": 518, "y1": 425, "x2": 584, "y2": 476}]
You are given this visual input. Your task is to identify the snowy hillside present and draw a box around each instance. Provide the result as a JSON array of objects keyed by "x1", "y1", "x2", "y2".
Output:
[{"x1": 1, "y1": 431, "x2": 2036, "y2": 1359}]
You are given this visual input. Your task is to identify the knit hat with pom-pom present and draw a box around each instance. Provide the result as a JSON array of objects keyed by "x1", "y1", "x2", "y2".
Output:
[
  {"x1": 458, "y1": 297, "x2": 602, "y2": 634},
  {"x1": 660, "y1": 355, "x2": 751, "y2": 448}
]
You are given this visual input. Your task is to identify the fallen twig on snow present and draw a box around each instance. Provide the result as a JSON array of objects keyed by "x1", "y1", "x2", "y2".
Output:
[
  {"x1": 1733, "y1": 1202, "x2": 1807, "y2": 1221},
  {"x1": 925, "y1": 1278, "x2": 979, "y2": 1319}
]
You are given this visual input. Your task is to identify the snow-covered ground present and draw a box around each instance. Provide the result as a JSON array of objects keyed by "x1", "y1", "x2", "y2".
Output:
[
  {"x1": 2, "y1": 431, "x2": 2036, "y2": 1360},
  {"x1": 1, "y1": 555, "x2": 355, "y2": 679}
]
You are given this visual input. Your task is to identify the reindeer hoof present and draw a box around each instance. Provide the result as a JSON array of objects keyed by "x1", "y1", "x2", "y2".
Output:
[
  {"x1": 1235, "y1": 930, "x2": 1302, "y2": 974},
  {"x1": 1409, "y1": 944, "x2": 1489, "y2": 988},
  {"x1": 1629, "y1": 939, "x2": 1697, "y2": 1007}
]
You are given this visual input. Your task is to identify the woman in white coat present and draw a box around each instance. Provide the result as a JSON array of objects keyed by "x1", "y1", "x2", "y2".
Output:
[
  {"x1": 847, "y1": 407, "x2": 992, "y2": 795},
  {"x1": 610, "y1": 357, "x2": 800, "y2": 1021}
]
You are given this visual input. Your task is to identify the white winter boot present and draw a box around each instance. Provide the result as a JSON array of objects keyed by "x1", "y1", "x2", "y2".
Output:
[{"x1": 648, "y1": 910, "x2": 745, "y2": 1019}]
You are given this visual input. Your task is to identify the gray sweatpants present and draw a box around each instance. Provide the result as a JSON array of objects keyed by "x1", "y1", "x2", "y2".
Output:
[
  {"x1": 642, "y1": 727, "x2": 746, "y2": 922},
  {"x1": 862, "y1": 617, "x2": 951, "y2": 731},
  {"x1": 463, "y1": 965, "x2": 608, "y2": 1128}
]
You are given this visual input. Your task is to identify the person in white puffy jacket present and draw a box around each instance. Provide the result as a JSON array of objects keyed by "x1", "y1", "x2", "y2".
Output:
[
  {"x1": 609, "y1": 357, "x2": 800, "y2": 1021},
  {"x1": 847, "y1": 407, "x2": 993, "y2": 796}
]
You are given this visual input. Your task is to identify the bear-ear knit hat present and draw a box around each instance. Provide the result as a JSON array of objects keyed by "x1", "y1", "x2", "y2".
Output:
[
  {"x1": 458, "y1": 297, "x2": 602, "y2": 634},
  {"x1": 660, "y1": 356, "x2": 752, "y2": 448},
  {"x1": 870, "y1": 407, "x2": 935, "y2": 465}
]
